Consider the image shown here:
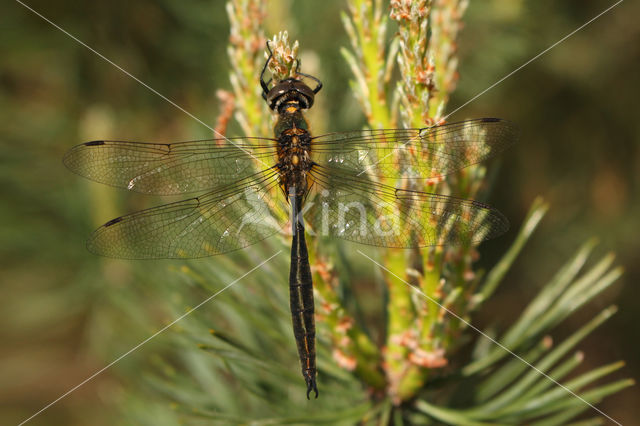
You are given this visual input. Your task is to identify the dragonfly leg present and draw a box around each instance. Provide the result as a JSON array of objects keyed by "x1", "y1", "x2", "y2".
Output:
[
  {"x1": 260, "y1": 41, "x2": 274, "y2": 95},
  {"x1": 295, "y1": 70, "x2": 323, "y2": 94}
]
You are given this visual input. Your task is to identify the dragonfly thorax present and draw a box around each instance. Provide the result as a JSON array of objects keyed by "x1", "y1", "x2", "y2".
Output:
[{"x1": 275, "y1": 105, "x2": 313, "y2": 199}]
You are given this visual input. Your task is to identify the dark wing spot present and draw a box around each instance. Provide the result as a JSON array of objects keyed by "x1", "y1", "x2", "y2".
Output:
[
  {"x1": 471, "y1": 199, "x2": 491, "y2": 209},
  {"x1": 104, "y1": 217, "x2": 124, "y2": 227},
  {"x1": 84, "y1": 140, "x2": 105, "y2": 146},
  {"x1": 480, "y1": 118, "x2": 500, "y2": 123}
]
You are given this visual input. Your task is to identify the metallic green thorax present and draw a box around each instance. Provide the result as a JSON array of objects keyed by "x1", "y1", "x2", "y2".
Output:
[
  {"x1": 273, "y1": 107, "x2": 309, "y2": 138},
  {"x1": 274, "y1": 101, "x2": 314, "y2": 199}
]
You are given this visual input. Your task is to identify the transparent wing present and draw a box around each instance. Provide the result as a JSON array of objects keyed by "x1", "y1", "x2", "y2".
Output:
[
  {"x1": 311, "y1": 118, "x2": 516, "y2": 180},
  {"x1": 305, "y1": 164, "x2": 508, "y2": 248},
  {"x1": 63, "y1": 137, "x2": 278, "y2": 195},
  {"x1": 88, "y1": 169, "x2": 289, "y2": 259}
]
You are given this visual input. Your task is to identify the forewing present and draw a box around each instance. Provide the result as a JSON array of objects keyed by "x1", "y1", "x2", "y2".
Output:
[
  {"x1": 87, "y1": 170, "x2": 288, "y2": 259},
  {"x1": 311, "y1": 118, "x2": 516, "y2": 180},
  {"x1": 305, "y1": 165, "x2": 508, "y2": 248},
  {"x1": 64, "y1": 137, "x2": 278, "y2": 195}
]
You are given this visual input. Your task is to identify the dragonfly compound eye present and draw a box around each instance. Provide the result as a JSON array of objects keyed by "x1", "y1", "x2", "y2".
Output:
[{"x1": 266, "y1": 78, "x2": 315, "y2": 111}]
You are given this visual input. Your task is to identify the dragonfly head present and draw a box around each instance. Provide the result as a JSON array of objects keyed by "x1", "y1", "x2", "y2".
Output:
[
  {"x1": 260, "y1": 41, "x2": 323, "y2": 112},
  {"x1": 265, "y1": 78, "x2": 316, "y2": 112}
]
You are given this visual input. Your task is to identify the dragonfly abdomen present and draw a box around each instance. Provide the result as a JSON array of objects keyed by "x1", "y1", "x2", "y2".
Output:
[{"x1": 288, "y1": 194, "x2": 317, "y2": 399}]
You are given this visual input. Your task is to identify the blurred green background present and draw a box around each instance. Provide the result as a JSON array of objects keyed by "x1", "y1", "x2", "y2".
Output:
[{"x1": 1, "y1": 0, "x2": 637, "y2": 424}]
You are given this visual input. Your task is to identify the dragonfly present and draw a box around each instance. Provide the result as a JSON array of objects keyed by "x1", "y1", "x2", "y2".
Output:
[{"x1": 64, "y1": 44, "x2": 516, "y2": 399}]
